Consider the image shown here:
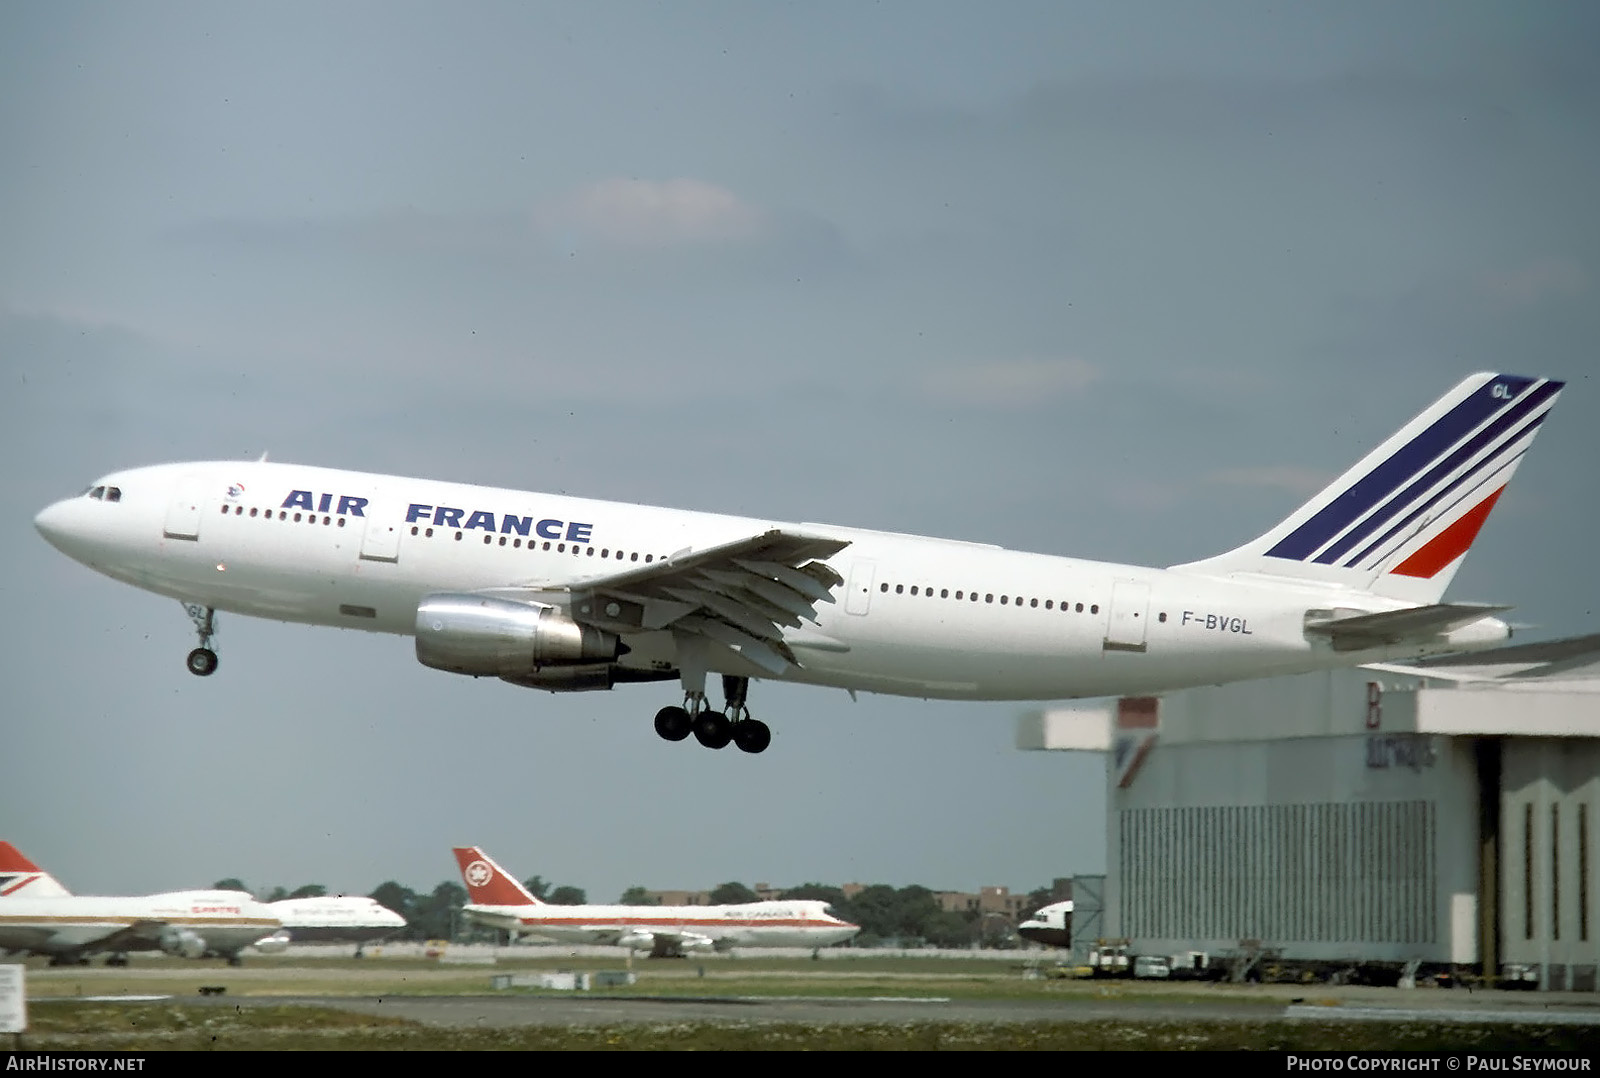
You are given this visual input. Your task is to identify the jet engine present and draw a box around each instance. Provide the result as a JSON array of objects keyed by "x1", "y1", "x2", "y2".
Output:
[
  {"x1": 680, "y1": 935, "x2": 716, "y2": 954},
  {"x1": 158, "y1": 926, "x2": 207, "y2": 959},
  {"x1": 615, "y1": 929, "x2": 656, "y2": 951},
  {"x1": 415, "y1": 594, "x2": 621, "y2": 679},
  {"x1": 251, "y1": 930, "x2": 292, "y2": 954}
]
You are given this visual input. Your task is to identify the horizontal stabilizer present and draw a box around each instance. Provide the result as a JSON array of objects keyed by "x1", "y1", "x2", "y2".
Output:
[{"x1": 1305, "y1": 602, "x2": 1511, "y2": 651}]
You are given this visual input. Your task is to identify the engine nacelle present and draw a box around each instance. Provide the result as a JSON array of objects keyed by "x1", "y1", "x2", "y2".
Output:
[
  {"x1": 615, "y1": 930, "x2": 656, "y2": 950},
  {"x1": 251, "y1": 930, "x2": 292, "y2": 954},
  {"x1": 415, "y1": 594, "x2": 621, "y2": 679},
  {"x1": 158, "y1": 926, "x2": 207, "y2": 959},
  {"x1": 502, "y1": 665, "x2": 618, "y2": 693},
  {"x1": 680, "y1": 935, "x2": 717, "y2": 954}
]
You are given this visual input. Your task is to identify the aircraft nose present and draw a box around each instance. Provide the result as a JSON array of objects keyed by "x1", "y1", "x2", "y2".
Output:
[{"x1": 33, "y1": 499, "x2": 75, "y2": 550}]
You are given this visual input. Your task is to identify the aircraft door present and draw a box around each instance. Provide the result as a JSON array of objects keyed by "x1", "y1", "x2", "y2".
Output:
[
  {"x1": 359, "y1": 514, "x2": 401, "y2": 563},
  {"x1": 1103, "y1": 579, "x2": 1150, "y2": 653},
  {"x1": 162, "y1": 476, "x2": 207, "y2": 541},
  {"x1": 844, "y1": 560, "x2": 875, "y2": 615}
]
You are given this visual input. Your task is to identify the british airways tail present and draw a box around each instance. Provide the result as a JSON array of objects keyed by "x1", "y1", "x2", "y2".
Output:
[
  {"x1": 452, "y1": 846, "x2": 544, "y2": 907},
  {"x1": 1174, "y1": 373, "x2": 1564, "y2": 605},
  {"x1": 0, "y1": 841, "x2": 73, "y2": 899}
]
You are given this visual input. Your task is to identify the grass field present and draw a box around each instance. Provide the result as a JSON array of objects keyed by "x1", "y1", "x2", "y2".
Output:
[{"x1": 12, "y1": 952, "x2": 1600, "y2": 1051}]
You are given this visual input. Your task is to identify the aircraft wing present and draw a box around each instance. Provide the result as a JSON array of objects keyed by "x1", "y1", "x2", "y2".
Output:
[
  {"x1": 490, "y1": 528, "x2": 850, "y2": 675},
  {"x1": 1304, "y1": 603, "x2": 1512, "y2": 652}
]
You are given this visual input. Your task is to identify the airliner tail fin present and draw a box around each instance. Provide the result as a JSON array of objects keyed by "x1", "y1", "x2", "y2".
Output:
[
  {"x1": 0, "y1": 841, "x2": 73, "y2": 899},
  {"x1": 1173, "y1": 373, "x2": 1564, "y2": 605},
  {"x1": 452, "y1": 846, "x2": 545, "y2": 907}
]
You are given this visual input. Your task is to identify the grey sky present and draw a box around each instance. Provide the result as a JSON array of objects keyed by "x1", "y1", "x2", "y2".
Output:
[{"x1": 2, "y1": 3, "x2": 1596, "y2": 904}]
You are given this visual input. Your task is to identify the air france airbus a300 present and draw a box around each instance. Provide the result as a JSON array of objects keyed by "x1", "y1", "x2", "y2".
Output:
[{"x1": 34, "y1": 373, "x2": 1562, "y2": 755}]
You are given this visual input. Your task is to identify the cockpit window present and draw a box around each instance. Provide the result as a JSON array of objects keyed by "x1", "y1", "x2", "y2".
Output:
[
  {"x1": 105, "y1": 487, "x2": 121, "y2": 502},
  {"x1": 89, "y1": 486, "x2": 105, "y2": 500}
]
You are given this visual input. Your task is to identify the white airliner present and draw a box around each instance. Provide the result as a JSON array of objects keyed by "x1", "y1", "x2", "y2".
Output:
[
  {"x1": 33, "y1": 372, "x2": 1562, "y2": 754},
  {"x1": 0, "y1": 841, "x2": 281, "y2": 967},
  {"x1": 451, "y1": 846, "x2": 860, "y2": 956},
  {"x1": 253, "y1": 895, "x2": 408, "y2": 956},
  {"x1": 1017, "y1": 900, "x2": 1073, "y2": 949}
]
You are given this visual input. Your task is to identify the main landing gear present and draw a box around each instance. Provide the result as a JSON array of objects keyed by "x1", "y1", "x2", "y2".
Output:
[
  {"x1": 183, "y1": 602, "x2": 219, "y2": 676},
  {"x1": 653, "y1": 675, "x2": 772, "y2": 754}
]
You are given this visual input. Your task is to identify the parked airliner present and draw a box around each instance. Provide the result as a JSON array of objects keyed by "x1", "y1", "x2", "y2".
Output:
[
  {"x1": 0, "y1": 842, "x2": 280, "y2": 966},
  {"x1": 34, "y1": 373, "x2": 1562, "y2": 753},
  {"x1": 255, "y1": 895, "x2": 408, "y2": 956},
  {"x1": 452, "y1": 846, "x2": 859, "y2": 956}
]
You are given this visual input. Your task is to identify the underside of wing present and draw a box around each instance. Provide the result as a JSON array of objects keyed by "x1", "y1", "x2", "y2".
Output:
[{"x1": 492, "y1": 529, "x2": 849, "y2": 675}]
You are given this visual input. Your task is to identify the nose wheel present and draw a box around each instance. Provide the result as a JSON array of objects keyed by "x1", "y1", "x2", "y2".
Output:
[
  {"x1": 182, "y1": 602, "x2": 219, "y2": 677},
  {"x1": 652, "y1": 675, "x2": 771, "y2": 753}
]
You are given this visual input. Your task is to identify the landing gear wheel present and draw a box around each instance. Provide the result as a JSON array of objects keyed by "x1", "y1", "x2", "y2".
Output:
[
  {"x1": 692, "y1": 709, "x2": 732, "y2": 749},
  {"x1": 732, "y1": 719, "x2": 771, "y2": 755},
  {"x1": 186, "y1": 648, "x2": 219, "y2": 677},
  {"x1": 654, "y1": 706, "x2": 692, "y2": 742}
]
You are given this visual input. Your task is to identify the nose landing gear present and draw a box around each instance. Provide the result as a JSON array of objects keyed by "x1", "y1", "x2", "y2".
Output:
[{"x1": 183, "y1": 602, "x2": 219, "y2": 677}]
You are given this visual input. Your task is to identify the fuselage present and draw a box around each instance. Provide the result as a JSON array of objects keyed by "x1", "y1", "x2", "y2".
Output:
[
  {"x1": 0, "y1": 889, "x2": 280, "y2": 959},
  {"x1": 34, "y1": 460, "x2": 1507, "y2": 701},
  {"x1": 465, "y1": 899, "x2": 859, "y2": 950},
  {"x1": 265, "y1": 896, "x2": 407, "y2": 943}
]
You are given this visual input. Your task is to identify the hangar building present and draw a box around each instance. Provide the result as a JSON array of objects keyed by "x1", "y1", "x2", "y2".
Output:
[{"x1": 1019, "y1": 635, "x2": 1600, "y2": 989}]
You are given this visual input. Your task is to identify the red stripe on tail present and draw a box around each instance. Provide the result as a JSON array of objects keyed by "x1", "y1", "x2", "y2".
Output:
[{"x1": 1390, "y1": 487, "x2": 1505, "y2": 579}]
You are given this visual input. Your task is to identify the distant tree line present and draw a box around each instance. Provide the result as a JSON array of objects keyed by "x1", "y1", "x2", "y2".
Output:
[{"x1": 215, "y1": 875, "x2": 1058, "y2": 947}]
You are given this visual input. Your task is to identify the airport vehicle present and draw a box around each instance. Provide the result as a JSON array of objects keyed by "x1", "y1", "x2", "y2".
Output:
[
  {"x1": 1017, "y1": 900, "x2": 1073, "y2": 948},
  {"x1": 452, "y1": 846, "x2": 859, "y2": 956},
  {"x1": 255, "y1": 895, "x2": 408, "y2": 956},
  {"x1": 33, "y1": 373, "x2": 1562, "y2": 754},
  {"x1": 0, "y1": 842, "x2": 281, "y2": 966}
]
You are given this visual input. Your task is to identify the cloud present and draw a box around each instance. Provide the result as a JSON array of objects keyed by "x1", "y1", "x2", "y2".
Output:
[
  {"x1": 918, "y1": 357, "x2": 1099, "y2": 409},
  {"x1": 536, "y1": 178, "x2": 767, "y2": 248}
]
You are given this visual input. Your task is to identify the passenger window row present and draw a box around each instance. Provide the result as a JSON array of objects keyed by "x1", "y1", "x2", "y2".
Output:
[
  {"x1": 879, "y1": 580, "x2": 1100, "y2": 613},
  {"x1": 221, "y1": 505, "x2": 347, "y2": 527},
  {"x1": 406, "y1": 524, "x2": 661, "y2": 563}
]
